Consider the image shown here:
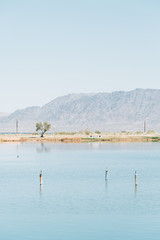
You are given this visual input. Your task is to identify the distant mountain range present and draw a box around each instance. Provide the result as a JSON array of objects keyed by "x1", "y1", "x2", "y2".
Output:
[
  {"x1": 0, "y1": 112, "x2": 9, "y2": 119},
  {"x1": 0, "y1": 89, "x2": 160, "y2": 132}
]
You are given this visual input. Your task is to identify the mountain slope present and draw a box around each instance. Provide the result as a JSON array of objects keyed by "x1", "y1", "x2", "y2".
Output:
[{"x1": 1, "y1": 89, "x2": 160, "y2": 132}]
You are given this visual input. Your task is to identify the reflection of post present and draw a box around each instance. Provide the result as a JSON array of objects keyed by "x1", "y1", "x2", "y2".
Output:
[
  {"x1": 135, "y1": 171, "x2": 137, "y2": 186},
  {"x1": 105, "y1": 168, "x2": 108, "y2": 180},
  {"x1": 40, "y1": 184, "x2": 43, "y2": 193},
  {"x1": 40, "y1": 170, "x2": 43, "y2": 185},
  {"x1": 16, "y1": 143, "x2": 19, "y2": 158},
  {"x1": 135, "y1": 184, "x2": 137, "y2": 195}
]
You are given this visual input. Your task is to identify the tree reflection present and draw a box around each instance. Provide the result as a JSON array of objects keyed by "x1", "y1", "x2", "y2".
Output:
[{"x1": 36, "y1": 143, "x2": 51, "y2": 153}]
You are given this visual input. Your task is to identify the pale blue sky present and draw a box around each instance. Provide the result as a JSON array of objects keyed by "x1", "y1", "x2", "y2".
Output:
[{"x1": 0, "y1": 0, "x2": 160, "y2": 112}]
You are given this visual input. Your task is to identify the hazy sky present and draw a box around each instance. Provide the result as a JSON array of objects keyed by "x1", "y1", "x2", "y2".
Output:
[{"x1": 0, "y1": 0, "x2": 160, "y2": 112}]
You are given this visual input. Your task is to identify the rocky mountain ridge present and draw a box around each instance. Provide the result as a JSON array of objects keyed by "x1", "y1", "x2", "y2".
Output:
[{"x1": 0, "y1": 89, "x2": 160, "y2": 132}]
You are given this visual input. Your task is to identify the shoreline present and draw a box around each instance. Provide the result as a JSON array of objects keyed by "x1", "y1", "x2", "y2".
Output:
[{"x1": 0, "y1": 134, "x2": 160, "y2": 143}]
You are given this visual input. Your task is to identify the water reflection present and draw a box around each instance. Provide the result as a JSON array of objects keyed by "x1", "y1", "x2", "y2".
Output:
[
  {"x1": 89, "y1": 142, "x2": 101, "y2": 149},
  {"x1": 16, "y1": 143, "x2": 19, "y2": 158},
  {"x1": 40, "y1": 184, "x2": 43, "y2": 195},
  {"x1": 36, "y1": 143, "x2": 51, "y2": 153},
  {"x1": 135, "y1": 185, "x2": 138, "y2": 196},
  {"x1": 105, "y1": 179, "x2": 108, "y2": 191}
]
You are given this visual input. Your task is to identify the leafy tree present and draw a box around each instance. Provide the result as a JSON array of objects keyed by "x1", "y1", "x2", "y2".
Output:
[
  {"x1": 147, "y1": 130, "x2": 155, "y2": 134},
  {"x1": 136, "y1": 131, "x2": 143, "y2": 135},
  {"x1": 95, "y1": 130, "x2": 101, "y2": 134},
  {"x1": 36, "y1": 122, "x2": 51, "y2": 137},
  {"x1": 85, "y1": 128, "x2": 91, "y2": 135}
]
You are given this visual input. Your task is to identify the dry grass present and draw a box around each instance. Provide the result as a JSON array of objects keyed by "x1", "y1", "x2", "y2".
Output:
[{"x1": 0, "y1": 133, "x2": 160, "y2": 143}]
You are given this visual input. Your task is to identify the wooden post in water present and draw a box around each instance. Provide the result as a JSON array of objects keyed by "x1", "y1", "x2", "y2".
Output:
[
  {"x1": 40, "y1": 170, "x2": 43, "y2": 185},
  {"x1": 105, "y1": 168, "x2": 108, "y2": 180},
  {"x1": 135, "y1": 171, "x2": 137, "y2": 186}
]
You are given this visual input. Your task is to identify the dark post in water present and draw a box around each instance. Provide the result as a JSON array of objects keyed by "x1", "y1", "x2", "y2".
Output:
[
  {"x1": 40, "y1": 170, "x2": 43, "y2": 185},
  {"x1": 105, "y1": 168, "x2": 108, "y2": 180},
  {"x1": 135, "y1": 171, "x2": 137, "y2": 186}
]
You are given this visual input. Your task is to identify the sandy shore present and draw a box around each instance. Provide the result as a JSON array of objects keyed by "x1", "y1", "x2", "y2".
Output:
[{"x1": 0, "y1": 133, "x2": 160, "y2": 143}]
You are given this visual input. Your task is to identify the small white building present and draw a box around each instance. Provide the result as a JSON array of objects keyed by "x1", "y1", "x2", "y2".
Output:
[{"x1": 89, "y1": 134, "x2": 102, "y2": 138}]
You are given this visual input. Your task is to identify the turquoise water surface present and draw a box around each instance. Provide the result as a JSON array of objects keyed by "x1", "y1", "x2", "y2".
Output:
[{"x1": 0, "y1": 142, "x2": 160, "y2": 239}]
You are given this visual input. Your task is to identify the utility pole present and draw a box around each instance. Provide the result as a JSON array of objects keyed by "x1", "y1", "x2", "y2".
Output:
[
  {"x1": 16, "y1": 119, "x2": 18, "y2": 134},
  {"x1": 144, "y1": 120, "x2": 146, "y2": 133}
]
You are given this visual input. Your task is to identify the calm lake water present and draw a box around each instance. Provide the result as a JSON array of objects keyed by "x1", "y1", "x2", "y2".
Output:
[{"x1": 0, "y1": 142, "x2": 160, "y2": 240}]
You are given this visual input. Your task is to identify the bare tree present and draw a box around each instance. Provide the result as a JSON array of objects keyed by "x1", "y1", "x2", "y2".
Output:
[{"x1": 36, "y1": 122, "x2": 51, "y2": 137}]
